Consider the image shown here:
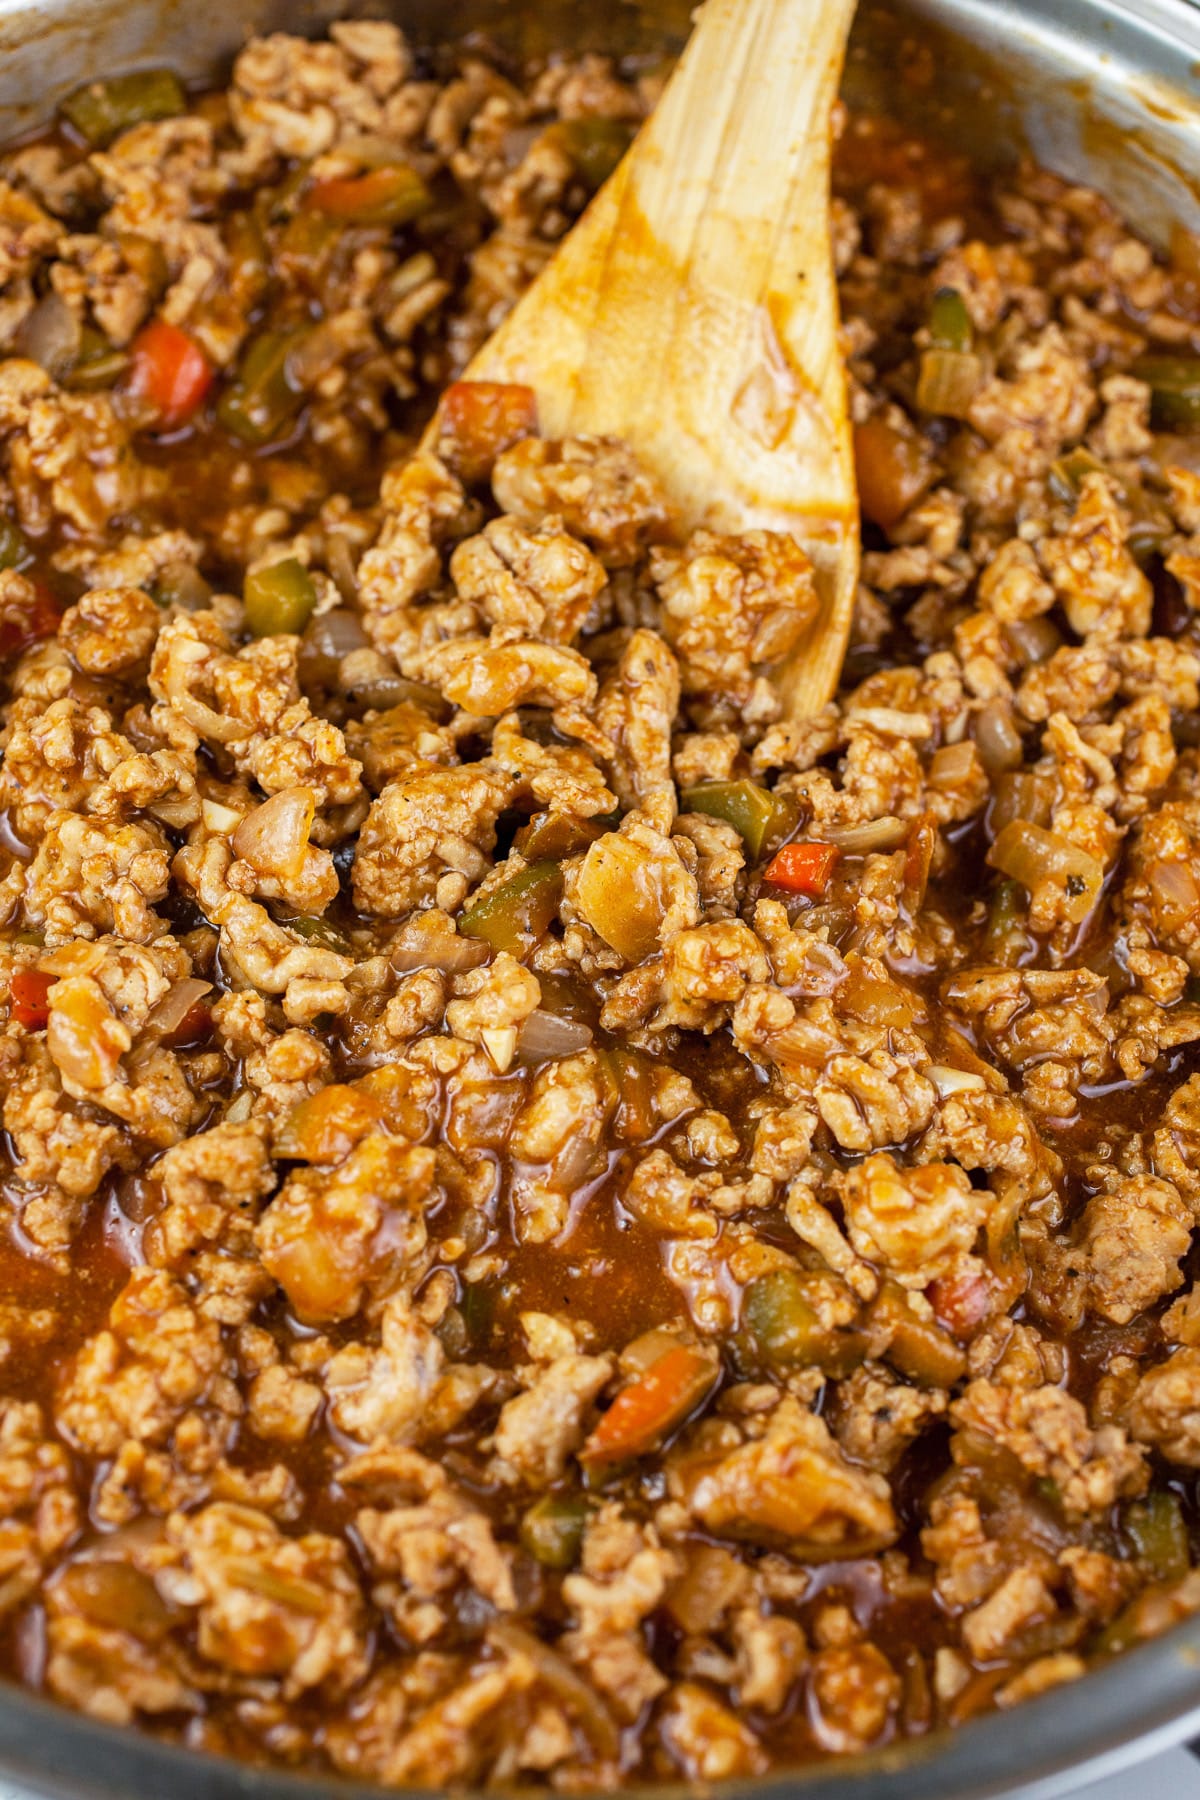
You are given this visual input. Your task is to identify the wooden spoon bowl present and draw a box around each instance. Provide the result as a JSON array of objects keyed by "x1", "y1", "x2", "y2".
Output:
[{"x1": 442, "y1": 0, "x2": 860, "y2": 716}]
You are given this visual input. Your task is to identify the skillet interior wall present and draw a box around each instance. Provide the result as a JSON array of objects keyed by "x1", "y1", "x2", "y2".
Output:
[{"x1": 1, "y1": 0, "x2": 1200, "y2": 249}]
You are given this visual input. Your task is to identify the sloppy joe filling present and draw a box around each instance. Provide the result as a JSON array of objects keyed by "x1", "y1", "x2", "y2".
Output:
[{"x1": 0, "y1": 21, "x2": 1196, "y2": 1785}]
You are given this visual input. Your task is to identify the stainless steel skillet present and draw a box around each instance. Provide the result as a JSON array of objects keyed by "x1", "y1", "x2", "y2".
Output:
[{"x1": 0, "y1": 0, "x2": 1199, "y2": 1793}]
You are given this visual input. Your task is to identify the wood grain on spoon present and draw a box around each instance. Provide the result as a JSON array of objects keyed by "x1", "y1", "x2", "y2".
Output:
[{"x1": 440, "y1": 0, "x2": 859, "y2": 718}]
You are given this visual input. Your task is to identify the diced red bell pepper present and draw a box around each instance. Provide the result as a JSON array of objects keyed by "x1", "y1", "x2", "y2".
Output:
[
  {"x1": 435, "y1": 381, "x2": 539, "y2": 486},
  {"x1": 0, "y1": 578, "x2": 62, "y2": 661},
  {"x1": 126, "y1": 319, "x2": 213, "y2": 430},
  {"x1": 927, "y1": 1267, "x2": 990, "y2": 1340},
  {"x1": 10, "y1": 969, "x2": 54, "y2": 1031},
  {"x1": 763, "y1": 840, "x2": 839, "y2": 897},
  {"x1": 581, "y1": 1343, "x2": 716, "y2": 1468}
]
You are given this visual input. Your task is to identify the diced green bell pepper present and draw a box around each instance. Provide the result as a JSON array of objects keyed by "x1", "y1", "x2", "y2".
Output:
[
  {"x1": 871, "y1": 1280, "x2": 965, "y2": 1388},
  {"x1": 459, "y1": 861, "x2": 563, "y2": 958},
  {"x1": 680, "y1": 778, "x2": 784, "y2": 860},
  {"x1": 1125, "y1": 1491, "x2": 1190, "y2": 1582},
  {"x1": 743, "y1": 1268, "x2": 868, "y2": 1379},
  {"x1": 0, "y1": 516, "x2": 33, "y2": 573},
  {"x1": 65, "y1": 325, "x2": 128, "y2": 392},
  {"x1": 929, "y1": 286, "x2": 973, "y2": 353},
  {"x1": 1133, "y1": 354, "x2": 1200, "y2": 431},
  {"x1": 515, "y1": 809, "x2": 611, "y2": 861},
  {"x1": 520, "y1": 1494, "x2": 589, "y2": 1570},
  {"x1": 244, "y1": 559, "x2": 318, "y2": 638},
  {"x1": 61, "y1": 69, "x2": 186, "y2": 147},
  {"x1": 983, "y1": 876, "x2": 1029, "y2": 967},
  {"x1": 545, "y1": 118, "x2": 635, "y2": 191},
  {"x1": 217, "y1": 328, "x2": 309, "y2": 446}
]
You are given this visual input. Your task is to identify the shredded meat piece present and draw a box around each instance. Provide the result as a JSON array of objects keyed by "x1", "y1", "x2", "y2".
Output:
[
  {"x1": 961, "y1": 1568, "x2": 1056, "y2": 1662},
  {"x1": 832, "y1": 1366, "x2": 948, "y2": 1472},
  {"x1": 149, "y1": 612, "x2": 364, "y2": 810},
  {"x1": 658, "y1": 1682, "x2": 767, "y2": 1779},
  {"x1": 809, "y1": 1642, "x2": 900, "y2": 1753},
  {"x1": 450, "y1": 514, "x2": 606, "y2": 643},
  {"x1": 326, "y1": 1293, "x2": 497, "y2": 1445},
  {"x1": 58, "y1": 587, "x2": 160, "y2": 676},
  {"x1": 1031, "y1": 1175, "x2": 1192, "y2": 1327},
  {"x1": 839, "y1": 1153, "x2": 988, "y2": 1290},
  {"x1": 491, "y1": 1343, "x2": 613, "y2": 1486},
  {"x1": 0, "y1": 1400, "x2": 79, "y2": 1615},
  {"x1": 594, "y1": 628, "x2": 681, "y2": 821},
  {"x1": 25, "y1": 812, "x2": 170, "y2": 945},
  {"x1": 344, "y1": 1446, "x2": 517, "y2": 1643},
  {"x1": 145, "y1": 1118, "x2": 277, "y2": 1325},
  {"x1": 1039, "y1": 472, "x2": 1152, "y2": 640}
]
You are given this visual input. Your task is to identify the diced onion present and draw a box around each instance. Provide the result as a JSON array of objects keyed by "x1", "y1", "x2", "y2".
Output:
[
  {"x1": 142, "y1": 977, "x2": 212, "y2": 1042},
  {"x1": 233, "y1": 787, "x2": 315, "y2": 880},
  {"x1": 928, "y1": 741, "x2": 978, "y2": 790},
  {"x1": 752, "y1": 605, "x2": 806, "y2": 664},
  {"x1": 621, "y1": 1327, "x2": 688, "y2": 1376},
  {"x1": 389, "y1": 912, "x2": 488, "y2": 974},
  {"x1": 839, "y1": 964, "x2": 918, "y2": 1027},
  {"x1": 17, "y1": 292, "x2": 81, "y2": 380},
  {"x1": 287, "y1": 322, "x2": 348, "y2": 390},
  {"x1": 928, "y1": 1063, "x2": 988, "y2": 1098},
  {"x1": 844, "y1": 705, "x2": 932, "y2": 740},
  {"x1": 987, "y1": 820, "x2": 1103, "y2": 924},
  {"x1": 973, "y1": 701, "x2": 1024, "y2": 775},
  {"x1": 824, "y1": 815, "x2": 908, "y2": 853},
  {"x1": 916, "y1": 347, "x2": 984, "y2": 418},
  {"x1": 156, "y1": 560, "x2": 212, "y2": 613},
  {"x1": 576, "y1": 834, "x2": 667, "y2": 961},
  {"x1": 324, "y1": 132, "x2": 413, "y2": 171},
  {"x1": 304, "y1": 607, "x2": 369, "y2": 661},
  {"x1": 325, "y1": 536, "x2": 359, "y2": 603},
  {"x1": 989, "y1": 771, "x2": 1053, "y2": 834},
  {"x1": 480, "y1": 1026, "x2": 518, "y2": 1072},
  {"x1": 1004, "y1": 615, "x2": 1062, "y2": 665},
  {"x1": 517, "y1": 1009, "x2": 594, "y2": 1064},
  {"x1": 57, "y1": 1558, "x2": 173, "y2": 1636},
  {"x1": 340, "y1": 660, "x2": 434, "y2": 711},
  {"x1": 1146, "y1": 858, "x2": 1200, "y2": 933},
  {"x1": 666, "y1": 1544, "x2": 746, "y2": 1634},
  {"x1": 201, "y1": 798, "x2": 244, "y2": 836},
  {"x1": 176, "y1": 694, "x2": 246, "y2": 745},
  {"x1": 781, "y1": 937, "x2": 847, "y2": 999}
]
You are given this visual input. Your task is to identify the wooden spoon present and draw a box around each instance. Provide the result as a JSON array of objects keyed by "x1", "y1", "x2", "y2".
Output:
[{"x1": 444, "y1": 0, "x2": 859, "y2": 718}]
